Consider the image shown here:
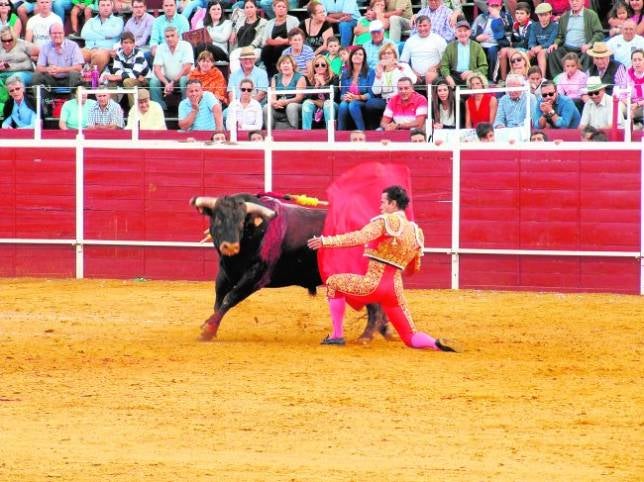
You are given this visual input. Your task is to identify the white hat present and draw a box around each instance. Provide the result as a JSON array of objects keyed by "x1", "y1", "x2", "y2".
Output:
[{"x1": 369, "y1": 20, "x2": 384, "y2": 32}]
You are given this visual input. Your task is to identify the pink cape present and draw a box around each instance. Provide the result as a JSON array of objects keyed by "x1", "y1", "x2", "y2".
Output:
[{"x1": 318, "y1": 163, "x2": 413, "y2": 282}]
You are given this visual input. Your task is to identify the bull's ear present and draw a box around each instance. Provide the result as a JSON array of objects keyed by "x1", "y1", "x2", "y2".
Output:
[{"x1": 190, "y1": 196, "x2": 218, "y2": 216}]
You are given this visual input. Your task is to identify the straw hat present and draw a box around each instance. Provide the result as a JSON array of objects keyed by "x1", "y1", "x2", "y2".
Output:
[
  {"x1": 586, "y1": 42, "x2": 613, "y2": 58},
  {"x1": 585, "y1": 76, "x2": 607, "y2": 93},
  {"x1": 239, "y1": 46, "x2": 257, "y2": 59}
]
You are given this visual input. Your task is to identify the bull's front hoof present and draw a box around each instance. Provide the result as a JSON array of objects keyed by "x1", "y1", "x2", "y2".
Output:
[
  {"x1": 199, "y1": 323, "x2": 218, "y2": 342},
  {"x1": 355, "y1": 335, "x2": 373, "y2": 345}
]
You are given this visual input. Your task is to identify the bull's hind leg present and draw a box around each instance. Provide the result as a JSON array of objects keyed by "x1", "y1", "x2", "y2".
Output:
[{"x1": 357, "y1": 304, "x2": 396, "y2": 344}]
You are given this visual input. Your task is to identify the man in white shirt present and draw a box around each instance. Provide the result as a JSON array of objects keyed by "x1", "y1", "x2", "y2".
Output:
[
  {"x1": 579, "y1": 76, "x2": 625, "y2": 130},
  {"x1": 150, "y1": 25, "x2": 193, "y2": 109},
  {"x1": 606, "y1": 20, "x2": 644, "y2": 69},
  {"x1": 25, "y1": 0, "x2": 62, "y2": 48},
  {"x1": 400, "y1": 15, "x2": 447, "y2": 85}
]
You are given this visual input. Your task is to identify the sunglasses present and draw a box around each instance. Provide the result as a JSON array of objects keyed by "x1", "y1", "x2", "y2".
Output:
[
  {"x1": 8, "y1": 87, "x2": 21, "y2": 92},
  {"x1": 541, "y1": 91, "x2": 556, "y2": 97},
  {"x1": 0, "y1": 3, "x2": 10, "y2": 5},
  {"x1": 588, "y1": 90, "x2": 602, "y2": 96},
  {"x1": 510, "y1": 57, "x2": 523, "y2": 63},
  {"x1": 314, "y1": 63, "x2": 327, "y2": 67},
  {"x1": 1, "y1": 38, "x2": 13, "y2": 43},
  {"x1": 240, "y1": 87, "x2": 253, "y2": 92}
]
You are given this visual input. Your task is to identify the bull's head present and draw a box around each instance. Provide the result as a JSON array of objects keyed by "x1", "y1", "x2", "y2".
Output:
[{"x1": 190, "y1": 196, "x2": 275, "y2": 256}]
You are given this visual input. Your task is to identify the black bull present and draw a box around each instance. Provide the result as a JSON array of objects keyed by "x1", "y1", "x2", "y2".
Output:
[{"x1": 190, "y1": 194, "x2": 392, "y2": 342}]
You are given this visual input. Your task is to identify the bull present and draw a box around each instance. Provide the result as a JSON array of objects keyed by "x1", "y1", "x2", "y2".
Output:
[{"x1": 190, "y1": 193, "x2": 391, "y2": 342}]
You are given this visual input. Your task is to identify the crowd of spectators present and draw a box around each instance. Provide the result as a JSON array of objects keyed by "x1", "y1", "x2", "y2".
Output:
[{"x1": 0, "y1": 0, "x2": 643, "y2": 141}]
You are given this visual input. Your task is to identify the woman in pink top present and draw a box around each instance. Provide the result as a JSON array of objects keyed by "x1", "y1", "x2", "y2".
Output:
[
  {"x1": 625, "y1": 48, "x2": 644, "y2": 125},
  {"x1": 556, "y1": 52, "x2": 587, "y2": 109}
]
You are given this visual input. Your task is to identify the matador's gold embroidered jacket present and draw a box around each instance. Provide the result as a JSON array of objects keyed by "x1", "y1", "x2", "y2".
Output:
[{"x1": 321, "y1": 211, "x2": 424, "y2": 272}]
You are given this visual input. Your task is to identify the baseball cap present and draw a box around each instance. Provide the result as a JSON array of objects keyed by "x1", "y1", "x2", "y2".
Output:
[{"x1": 455, "y1": 19, "x2": 471, "y2": 29}]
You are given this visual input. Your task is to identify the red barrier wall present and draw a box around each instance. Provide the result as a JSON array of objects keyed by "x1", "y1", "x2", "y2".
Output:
[{"x1": 0, "y1": 145, "x2": 640, "y2": 293}]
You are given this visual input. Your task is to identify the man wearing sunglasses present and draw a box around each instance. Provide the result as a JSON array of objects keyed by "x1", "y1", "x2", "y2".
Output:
[
  {"x1": 532, "y1": 79, "x2": 580, "y2": 129},
  {"x1": 579, "y1": 76, "x2": 625, "y2": 131},
  {"x1": 2, "y1": 75, "x2": 39, "y2": 129}
]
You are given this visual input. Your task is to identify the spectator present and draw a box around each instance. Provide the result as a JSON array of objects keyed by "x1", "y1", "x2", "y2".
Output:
[
  {"x1": 178, "y1": 78, "x2": 224, "y2": 130},
  {"x1": 211, "y1": 131, "x2": 226, "y2": 141},
  {"x1": 150, "y1": 0, "x2": 190, "y2": 57},
  {"x1": 59, "y1": 86, "x2": 96, "y2": 129},
  {"x1": 282, "y1": 27, "x2": 315, "y2": 74},
  {"x1": 322, "y1": 0, "x2": 360, "y2": 47},
  {"x1": 2, "y1": 75, "x2": 39, "y2": 128},
  {"x1": 527, "y1": 65, "x2": 544, "y2": 96},
  {"x1": 465, "y1": 72, "x2": 498, "y2": 128},
  {"x1": 150, "y1": 25, "x2": 194, "y2": 109},
  {"x1": 409, "y1": 127, "x2": 426, "y2": 142},
  {"x1": 69, "y1": 0, "x2": 93, "y2": 37},
  {"x1": 506, "y1": 49, "x2": 530, "y2": 79},
  {"x1": 476, "y1": 121, "x2": 495, "y2": 141},
  {"x1": 363, "y1": 20, "x2": 395, "y2": 71},
  {"x1": 527, "y1": 1, "x2": 557, "y2": 77},
  {"x1": 248, "y1": 129, "x2": 264, "y2": 140},
  {"x1": 353, "y1": 0, "x2": 388, "y2": 46},
  {"x1": 400, "y1": 16, "x2": 446, "y2": 86},
  {"x1": 547, "y1": 0, "x2": 604, "y2": 78},
  {"x1": 227, "y1": 46, "x2": 268, "y2": 105},
  {"x1": 0, "y1": 0, "x2": 22, "y2": 39},
  {"x1": 264, "y1": 54, "x2": 305, "y2": 129},
  {"x1": 380, "y1": 76, "x2": 428, "y2": 131},
  {"x1": 628, "y1": 0, "x2": 644, "y2": 36},
  {"x1": 32, "y1": 23, "x2": 83, "y2": 104},
  {"x1": 579, "y1": 124, "x2": 599, "y2": 140},
  {"x1": 472, "y1": 0, "x2": 512, "y2": 81},
  {"x1": 229, "y1": 0, "x2": 267, "y2": 73},
  {"x1": 367, "y1": 42, "x2": 416, "y2": 128},
  {"x1": 87, "y1": 91, "x2": 124, "y2": 129},
  {"x1": 494, "y1": 73, "x2": 536, "y2": 128},
  {"x1": 607, "y1": 1, "x2": 631, "y2": 38},
  {"x1": 498, "y1": 1, "x2": 531, "y2": 81},
  {"x1": 324, "y1": 36, "x2": 343, "y2": 75},
  {"x1": 302, "y1": 54, "x2": 338, "y2": 130},
  {"x1": 179, "y1": 0, "x2": 205, "y2": 24},
  {"x1": 193, "y1": 0, "x2": 233, "y2": 63},
  {"x1": 0, "y1": 26, "x2": 36, "y2": 87},
  {"x1": 530, "y1": 130, "x2": 548, "y2": 141},
  {"x1": 189, "y1": 49, "x2": 227, "y2": 105},
  {"x1": 102, "y1": 31, "x2": 150, "y2": 106},
  {"x1": 124, "y1": 0, "x2": 155, "y2": 51},
  {"x1": 385, "y1": 0, "x2": 413, "y2": 43},
  {"x1": 607, "y1": 19, "x2": 644, "y2": 68},
  {"x1": 337, "y1": 46, "x2": 375, "y2": 130},
  {"x1": 431, "y1": 77, "x2": 455, "y2": 129},
  {"x1": 439, "y1": 19, "x2": 488, "y2": 88},
  {"x1": 624, "y1": 48, "x2": 644, "y2": 128},
  {"x1": 125, "y1": 88, "x2": 167, "y2": 129},
  {"x1": 226, "y1": 77, "x2": 263, "y2": 131},
  {"x1": 25, "y1": 0, "x2": 62, "y2": 48},
  {"x1": 586, "y1": 41, "x2": 628, "y2": 96},
  {"x1": 260, "y1": 0, "x2": 298, "y2": 78},
  {"x1": 532, "y1": 78, "x2": 581, "y2": 128},
  {"x1": 349, "y1": 129, "x2": 366, "y2": 141},
  {"x1": 81, "y1": 0, "x2": 124, "y2": 73},
  {"x1": 579, "y1": 76, "x2": 625, "y2": 130},
  {"x1": 299, "y1": 0, "x2": 333, "y2": 56},
  {"x1": 555, "y1": 51, "x2": 587, "y2": 109},
  {"x1": 413, "y1": 0, "x2": 457, "y2": 43}
]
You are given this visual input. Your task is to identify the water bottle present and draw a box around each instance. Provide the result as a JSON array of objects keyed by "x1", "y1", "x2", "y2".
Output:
[{"x1": 90, "y1": 65, "x2": 99, "y2": 89}]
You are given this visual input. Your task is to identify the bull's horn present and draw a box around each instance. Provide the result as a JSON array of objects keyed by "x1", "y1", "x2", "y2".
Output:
[
  {"x1": 191, "y1": 196, "x2": 218, "y2": 209},
  {"x1": 245, "y1": 202, "x2": 276, "y2": 219}
]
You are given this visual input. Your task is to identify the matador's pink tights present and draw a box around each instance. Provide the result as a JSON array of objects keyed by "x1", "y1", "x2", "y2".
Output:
[
  {"x1": 383, "y1": 305, "x2": 438, "y2": 350},
  {"x1": 329, "y1": 297, "x2": 346, "y2": 339}
]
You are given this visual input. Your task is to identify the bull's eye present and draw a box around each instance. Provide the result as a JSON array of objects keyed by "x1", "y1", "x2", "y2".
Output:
[{"x1": 214, "y1": 218, "x2": 222, "y2": 226}]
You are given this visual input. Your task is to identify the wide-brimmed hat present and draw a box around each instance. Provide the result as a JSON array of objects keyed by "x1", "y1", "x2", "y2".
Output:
[
  {"x1": 587, "y1": 42, "x2": 612, "y2": 58},
  {"x1": 239, "y1": 46, "x2": 257, "y2": 59},
  {"x1": 535, "y1": 2, "x2": 552, "y2": 14},
  {"x1": 585, "y1": 76, "x2": 607, "y2": 93}
]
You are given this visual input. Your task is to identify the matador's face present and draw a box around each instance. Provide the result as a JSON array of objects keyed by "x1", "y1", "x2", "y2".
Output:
[{"x1": 380, "y1": 193, "x2": 398, "y2": 214}]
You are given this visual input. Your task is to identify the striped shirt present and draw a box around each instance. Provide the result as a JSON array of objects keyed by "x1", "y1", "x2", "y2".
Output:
[{"x1": 87, "y1": 99, "x2": 124, "y2": 128}]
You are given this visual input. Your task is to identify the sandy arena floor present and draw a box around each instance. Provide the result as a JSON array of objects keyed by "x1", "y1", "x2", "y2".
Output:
[{"x1": 0, "y1": 278, "x2": 642, "y2": 481}]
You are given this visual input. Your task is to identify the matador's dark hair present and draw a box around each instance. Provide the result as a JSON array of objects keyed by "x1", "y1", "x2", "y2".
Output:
[{"x1": 383, "y1": 185, "x2": 409, "y2": 210}]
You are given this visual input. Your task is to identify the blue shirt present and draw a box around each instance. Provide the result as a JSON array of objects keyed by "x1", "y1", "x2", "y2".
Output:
[
  {"x1": 178, "y1": 91, "x2": 220, "y2": 131},
  {"x1": 532, "y1": 93, "x2": 581, "y2": 129},
  {"x1": 528, "y1": 21, "x2": 558, "y2": 49},
  {"x1": 494, "y1": 92, "x2": 536, "y2": 128},
  {"x1": 564, "y1": 11, "x2": 585, "y2": 49},
  {"x1": 322, "y1": 0, "x2": 360, "y2": 21},
  {"x1": 227, "y1": 66, "x2": 270, "y2": 103},
  {"x1": 339, "y1": 68, "x2": 375, "y2": 99},
  {"x1": 2, "y1": 98, "x2": 37, "y2": 129},
  {"x1": 81, "y1": 14, "x2": 124, "y2": 49},
  {"x1": 456, "y1": 41, "x2": 470, "y2": 73},
  {"x1": 150, "y1": 14, "x2": 190, "y2": 48}
]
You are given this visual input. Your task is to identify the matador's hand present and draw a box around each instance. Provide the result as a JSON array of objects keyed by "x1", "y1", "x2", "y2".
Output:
[{"x1": 307, "y1": 236, "x2": 322, "y2": 250}]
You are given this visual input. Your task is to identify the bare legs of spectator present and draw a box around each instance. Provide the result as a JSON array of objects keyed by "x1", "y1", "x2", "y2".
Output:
[
  {"x1": 81, "y1": 48, "x2": 112, "y2": 73},
  {"x1": 528, "y1": 48, "x2": 547, "y2": 77},
  {"x1": 388, "y1": 16, "x2": 410, "y2": 44}
]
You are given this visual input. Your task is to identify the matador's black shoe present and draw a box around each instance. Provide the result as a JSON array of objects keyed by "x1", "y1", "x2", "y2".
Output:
[
  {"x1": 320, "y1": 335, "x2": 346, "y2": 346},
  {"x1": 436, "y1": 338, "x2": 459, "y2": 352}
]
